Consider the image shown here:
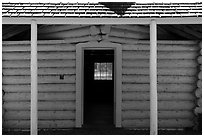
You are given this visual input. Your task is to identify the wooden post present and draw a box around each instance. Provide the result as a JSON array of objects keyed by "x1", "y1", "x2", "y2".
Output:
[
  {"x1": 150, "y1": 20, "x2": 158, "y2": 135},
  {"x1": 31, "y1": 20, "x2": 38, "y2": 135}
]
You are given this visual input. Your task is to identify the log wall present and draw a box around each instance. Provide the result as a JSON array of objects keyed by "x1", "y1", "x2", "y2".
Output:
[
  {"x1": 2, "y1": 25, "x2": 201, "y2": 130},
  {"x1": 2, "y1": 40, "x2": 76, "y2": 129},
  {"x1": 120, "y1": 40, "x2": 199, "y2": 129}
]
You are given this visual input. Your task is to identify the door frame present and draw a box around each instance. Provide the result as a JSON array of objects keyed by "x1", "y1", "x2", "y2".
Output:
[{"x1": 76, "y1": 41, "x2": 122, "y2": 127}]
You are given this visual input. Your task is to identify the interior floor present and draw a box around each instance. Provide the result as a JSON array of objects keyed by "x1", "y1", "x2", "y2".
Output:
[{"x1": 84, "y1": 50, "x2": 114, "y2": 127}]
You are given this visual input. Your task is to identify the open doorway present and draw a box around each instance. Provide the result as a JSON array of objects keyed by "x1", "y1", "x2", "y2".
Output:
[{"x1": 84, "y1": 50, "x2": 114, "y2": 127}]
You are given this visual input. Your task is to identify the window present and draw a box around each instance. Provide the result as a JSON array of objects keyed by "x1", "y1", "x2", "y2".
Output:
[{"x1": 94, "y1": 62, "x2": 112, "y2": 80}]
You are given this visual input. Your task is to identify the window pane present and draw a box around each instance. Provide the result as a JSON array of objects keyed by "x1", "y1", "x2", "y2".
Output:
[
  {"x1": 94, "y1": 63, "x2": 100, "y2": 80},
  {"x1": 94, "y1": 62, "x2": 112, "y2": 80}
]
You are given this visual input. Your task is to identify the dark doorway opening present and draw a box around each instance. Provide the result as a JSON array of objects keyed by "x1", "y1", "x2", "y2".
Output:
[{"x1": 84, "y1": 50, "x2": 114, "y2": 127}]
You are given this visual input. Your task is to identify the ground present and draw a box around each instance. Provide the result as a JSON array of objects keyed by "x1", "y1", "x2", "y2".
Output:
[{"x1": 3, "y1": 127, "x2": 202, "y2": 135}]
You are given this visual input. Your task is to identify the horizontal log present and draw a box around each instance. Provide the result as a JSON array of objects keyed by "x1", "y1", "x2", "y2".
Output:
[
  {"x1": 3, "y1": 101, "x2": 75, "y2": 111},
  {"x1": 2, "y1": 40, "x2": 198, "y2": 46},
  {"x1": 122, "y1": 101, "x2": 195, "y2": 110},
  {"x1": 64, "y1": 35, "x2": 97, "y2": 44},
  {"x1": 112, "y1": 25, "x2": 150, "y2": 34},
  {"x1": 194, "y1": 107, "x2": 202, "y2": 115},
  {"x1": 122, "y1": 75, "x2": 197, "y2": 84},
  {"x1": 2, "y1": 44, "x2": 75, "y2": 52},
  {"x1": 122, "y1": 119, "x2": 194, "y2": 128},
  {"x1": 197, "y1": 80, "x2": 202, "y2": 88},
  {"x1": 106, "y1": 36, "x2": 198, "y2": 45},
  {"x1": 123, "y1": 51, "x2": 198, "y2": 59},
  {"x1": 122, "y1": 83, "x2": 196, "y2": 92},
  {"x1": 38, "y1": 25, "x2": 90, "y2": 34},
  {"x1": 195, "y1": 88, "x2": 202, "y2": 98},
  {"x1": 122, "y1": 44, "x2": 199, "y2": 51},
  {"x1": 200, "y1": 49, "x2": 202, "y2": 55},
  {"x1": 3, "y1": 75, "x2": 76, "y2": 84},
  {"x1": 4, "y1": 110, "x2": 75, "y2": 120},
  {"x1": 198, "y1": 71, "x2": 202, "y2": 79},
  {"x1": 109, "y1": 27, "x2": 149, "y2": 39},
  {"x1": 104, "y1": 36, "x2": 146, "y2": 44},
  {"x1": 3, "y1": 67, "x2": 76, "y2": 76},
  {"x1": 122, "y1": 110, "x2": 195, "y2": 119},
  {"x1": 197, "y1": 56, "x2": 202, "y2": 64},
  {"x1": 39, "y1": 26, "x2": 91, "y2": 39},
  {"x1": 157, "y1": 40, "x2": 199, "y2": 45},
  {"x1": 123, "y1": 59, "x2": 198, "y2": 68},
  {"x1": 3, "y1": 52, "x2": 75, "y2": 60},
  {"x1": 3, "y1": 59, "x2": 75, "y2": 68},
  {"x1": 3, "y1": 120, "x2": 75, "y2": 129},
  {"x1": 122, "y1": 92, "x2": 195, "y2": 101},
  {"x1": 3, "y1": 84, "x2": 75, "y2": 92},
  {"x1": 123, "y1": 67, "x2": 197, "y2": 76},
  {"x1": 3, "y1": 93, "x2": 75, "y2": 101}
]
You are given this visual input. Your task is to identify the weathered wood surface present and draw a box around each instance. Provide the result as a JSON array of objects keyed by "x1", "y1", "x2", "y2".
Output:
[
  {"x1": 64, "y1": 35, "x2": 101, "y2": 43},
  {"x1": 123, "y1": 59, "x2": 198, "y2": 68},
  {"x1": 38, "y1": 26, "x2": 92, "y2": 39},
  {"x1": 38, "y1": 25, "x2": 90, "y2": 34},
  {"x1": 109, "y1": 27, "x2": 149, "y2": 39},
  {"x1": 122, "y1": 83, "x2": 196, "y2": 92},
  {"x1": 3, "y1": 44, "x2": 75, "y2": 52},
  {"x1": 3, "y1": 52, "x2": 75, "y2": 60},
  {"x1": 123, "y1": 51, "x2": 198, "y2": 59},
  {"x1": 122, "y1": 92, "x2": 195, "y2": 101},
  {"x1": 106, "y1": 36, "x2": 199, "y2": 45},
  {"x1": 123, "y1": 67, "x2": 197, "y2": 76},
  {"x1": 122, "y1": 110, "x2": 195, "y2": 119},
  {"x1": 122, "y1": 44, "x2": 199, "y2": 51},
  {"x1": 3, "y1": 75, "x2": 76, "y2": 84},
  {"x1": 3, "y1": 68, "x2": 76, "y2": 76},
  {"x1": 122, "y1": 101, "x2": 195, "y2": 110},
  {"x1": 3, "y1": 84, "x2": 75, "y2": 93},
  {"x1": 4, "y1": 111, "x2": 75, "y2": 120},
  {"x1": 3, "y1": 120, "x2": 75, "y2": 129},
  {"x1": 122, "y1": 119, "x2": 194, "y2": 128},
  {"x1": 3, "y1": 60, "x2": 75, "y2": 68},
  {"x1": 3, "y1": 101, "x2": 75, "y2": 111},
  {"x1": 4, "y1": 93, "x2": 75, "y2": 101},
  {"x1": 122, "y1": 75, "x2": 197, "y2": 84},
  {"x1": 112, "y1": 25, "x2": 150, "y2": 34}
]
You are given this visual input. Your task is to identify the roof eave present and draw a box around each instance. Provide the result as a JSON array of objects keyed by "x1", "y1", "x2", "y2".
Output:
[{"x1": 2, "y1": 17, "x2": 202, "y2": 24}]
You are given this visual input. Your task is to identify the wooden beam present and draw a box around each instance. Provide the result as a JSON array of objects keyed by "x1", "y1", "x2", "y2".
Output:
[
  {"x1": 150, "y1": 20, "x2": 158, "y2": 135},
  {"x1": 30, "y1": 20, "x2": 38, "y2": 135},
  {"x1": 2, "y1": 17, "x2": 202, "y2": 25}
]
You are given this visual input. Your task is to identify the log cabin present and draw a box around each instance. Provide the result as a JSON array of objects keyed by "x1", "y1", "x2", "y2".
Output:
[{"x1": 2, "y1": 2, "x2": 202, "y2": 135}]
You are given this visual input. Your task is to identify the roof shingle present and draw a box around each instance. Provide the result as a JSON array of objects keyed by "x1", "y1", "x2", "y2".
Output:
[{"x1": 2, "y1": 2, "x2": 202, "y2": 18}]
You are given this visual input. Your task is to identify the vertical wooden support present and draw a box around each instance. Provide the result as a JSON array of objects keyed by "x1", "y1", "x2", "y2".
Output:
[
  {"x1": 150, "y1": 20, "x2": 158, "y2": 135},
  {"x1": 116, "y1": 46, "x2": 122, "y2": 127},
  {"x1": 76, "y1": 45, "x2": 82, "y2": 127},
  {"x1": 31, "y1": 20, "x2": 38, "y2": 135}
]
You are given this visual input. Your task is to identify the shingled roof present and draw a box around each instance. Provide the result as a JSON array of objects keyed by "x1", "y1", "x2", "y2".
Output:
[{"x1": 2, "y1": 2, "x2": 202, "y2": 18}]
